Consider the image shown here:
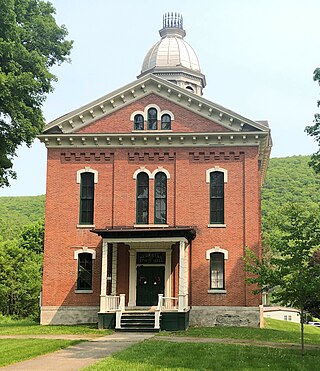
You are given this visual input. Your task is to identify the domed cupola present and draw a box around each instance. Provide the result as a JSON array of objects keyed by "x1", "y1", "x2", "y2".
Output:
[{"x1": 138, "y1": 13, "x2": 206, "y2": 96}]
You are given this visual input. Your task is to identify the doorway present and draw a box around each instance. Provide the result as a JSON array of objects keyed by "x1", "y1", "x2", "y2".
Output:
[{"x1": 136, "y1": 266, "x2": 165, "y2": 306}]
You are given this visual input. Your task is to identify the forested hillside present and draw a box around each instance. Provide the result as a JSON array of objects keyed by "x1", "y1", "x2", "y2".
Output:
[
  {"x1": 0, "y1": 195, "x2": 45, "y2": 240},
  {"x1": 262, "y1": 156, "x2": 320, "y2": 243}
]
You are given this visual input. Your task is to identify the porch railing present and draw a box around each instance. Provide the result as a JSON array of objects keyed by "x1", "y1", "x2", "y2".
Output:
[
  {"x1": 155, "y1": 294, "x2": 179, "y2": 329},
  {"x1": 115, "y1": 294, "x2": 125, "y2": 329}
]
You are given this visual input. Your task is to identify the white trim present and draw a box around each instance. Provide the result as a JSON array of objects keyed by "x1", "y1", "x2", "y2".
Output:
[
  {"x1": 207, "y1": 289, "x2": 227, "y2": 294},
  {"x1": 160, "y1": 110, "x2": 175, "y2": 120},
  {"x1": 75, "y1": 290, "x2": 93, "y2": 294},
  {"x1": 74, "y1": 247, "x2": 96, "y2": 260},
  {"x1": 205, "y1": 167, "x2": 228, "y2": 183},
  {"x1": 76, "y1": 167, "x2": 98, "y2": 184},
  {"x1": 77, "y1": 224, "x2": 95, "y2": 229},
  {"x1": 205, "y1": 247, "x2": 228, "y2": 260},
  {"x1": 150, "y1": 167, "x2": 171, "y2": 179},
  {"x1": 144, "y1": 104, "x2": 161, "y2": 119},
  {"x1": 208, "y1": 224, "x2": 226, "y2": 228},
  {"x1": 130, "y1": 110, "x2": 145, "y2": 121},
  {"x1": 111, "y1": 244, "x2": 118, "y2": 295},
  {"x1": 132, "y1": 166, "x2": 152, "y2": 179}
]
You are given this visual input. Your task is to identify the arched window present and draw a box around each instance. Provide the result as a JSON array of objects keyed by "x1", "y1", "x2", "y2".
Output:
[
  {"x1": 210, "y1": 252, "x2": 225, "y2": 289},
  {"x1": 154, "y1": 172, "x2": 167, "y2": 224},
  {"x1": 80, "y1": 172, "x2": 95, "y2": 225},
  {"x1": 147, "y1": 108, "x2": 158, "y2": 130},
  {"x1": 161, "y1": 114, "x2": 171, "y2": 130},
  {"x1": 136, "y1": 172, "x2": 149, "y2": 224},
  {"x1": 134, "y1": 114, "x2": 144, "y2": 130},
  {"x1": 77, "y1": 253, "x2": 93, "y2": 290},
  {"x1": 210, "y1": 171, "x2": 224, "y2": 224}
]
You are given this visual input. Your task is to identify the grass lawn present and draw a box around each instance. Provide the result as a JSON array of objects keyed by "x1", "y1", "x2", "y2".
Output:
[
  {"x1": 85, "y1": 339, "x2": 320, "y2": 371},
  {"x1": 0, "y1": 338, "x2": 80, "y2": 367},
  {"x1": 158, "y1": 318, "x2": 320, "y2": 345},
  {"x1": 0, "y1": 317, "x2": 112, "y2": 336}
]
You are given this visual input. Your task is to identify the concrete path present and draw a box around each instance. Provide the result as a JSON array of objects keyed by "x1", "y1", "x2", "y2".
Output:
[{"x1": 1, "y1": 332, "x2": 155, "y2": 371}]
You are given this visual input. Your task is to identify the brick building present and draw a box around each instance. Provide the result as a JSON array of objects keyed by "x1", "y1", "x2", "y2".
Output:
[{"x1": 39, "y1": 13, "x2": 271, "y2": 330}]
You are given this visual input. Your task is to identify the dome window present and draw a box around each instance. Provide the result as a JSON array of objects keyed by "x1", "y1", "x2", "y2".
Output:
[
  {"x1": 161, "y1": 114, "x2": 171, "y2": 130},
  {"x1": 134, "y1": 114, "x2": 144, "y2": 130},
  {"x1": 147, "y1": 108, "x2": 158, "y2": 130},
  {"x1": 186, "y1": 85, "x2": 194, "y2": 92}
]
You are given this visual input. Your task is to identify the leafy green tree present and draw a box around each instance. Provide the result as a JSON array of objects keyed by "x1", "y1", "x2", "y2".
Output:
[
  {"x1": 0, "y1": 220, "x2": 44, "y2": 319},
  {"x1": 244, "y1": 203, "x2": 320, "y2": 355},
  {"x1": 19, "y1": 220, "x2": 44, "y2": 254},
  {"x1": 0, "y1": 0, "x2": 72, "y2": 187},
  {"x1": 305, "y1": 68, "x2": 320, "y2": 172}
]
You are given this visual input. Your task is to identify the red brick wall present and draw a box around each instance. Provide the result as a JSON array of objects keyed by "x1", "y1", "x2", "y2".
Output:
[
  {"x1": 42, "y1": 99, "x2": 262, "y2": 309},
  {"x1": 76, "y1": 94, "x2": 231, "y2": 134}
]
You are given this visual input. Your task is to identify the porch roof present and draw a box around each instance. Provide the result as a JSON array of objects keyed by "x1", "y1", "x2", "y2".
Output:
[{"x1": 91, "y1": 226, "x2": 196, "y2": 242}]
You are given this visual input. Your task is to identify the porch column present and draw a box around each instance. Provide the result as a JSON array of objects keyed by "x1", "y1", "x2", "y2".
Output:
[
  {"x1": 178, "y1": 239, "x2": 188, "y2": 312},
  {"x1": 99, "y1": 239, "x2": 108, "y2": 312},
  {"x1": 128, "y1": 248, "x2": 136, "y2": 307},
  {"x1": 111, "y1": 244, "x2": 118, "y2": 295}
]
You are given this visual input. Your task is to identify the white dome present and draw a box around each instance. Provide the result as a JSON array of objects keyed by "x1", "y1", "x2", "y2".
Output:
[
  {"x1": 141, "y1": 34, "x2": 201, "y2": 73},
  {"x1": 138, "y1": 13, "x2": 206, "y2": 96}
]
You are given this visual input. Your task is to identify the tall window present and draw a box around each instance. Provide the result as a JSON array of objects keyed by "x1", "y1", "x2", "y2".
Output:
[
  {"x1": 77, "y1": 253, "x2": 93, "y2": 290},
  {"x1": 136, "y1": 172, "x2": 149, "y2": 224},
  {"x1": 210, "y1": 171, "x2": 224, "y2": 224},
  {"x1": 210, "y1": 252, "x2": 224, "y2": 289},
  {"x1": 134, "y1": 114, "x2": 144, "y2": 130},
  {"x1": 161, "y1": 114, "x2": 171, "y2": 130},
  {"x1": 80, "y1": 172, "x2": 94, "y2": 224},
  {"x1": 154, "y1": 172, "x2": 167, "y2": 224},
  {"x1": 147, "y1": 108, "x2": 157, "y2": 130}
]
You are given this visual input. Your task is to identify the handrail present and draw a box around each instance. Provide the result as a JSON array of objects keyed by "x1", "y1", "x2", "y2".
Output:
[
  {"x1": 155, "y1": 294, "x2": 179, "y2": 329},
  {"x1": 115, "y1": 294, "x2": 125, "y2": 329}
]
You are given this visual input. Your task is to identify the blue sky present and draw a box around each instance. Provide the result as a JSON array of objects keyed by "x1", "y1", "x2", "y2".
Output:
[{"x1": 1, "y1": 0, "x2": 320, "y2": 196}]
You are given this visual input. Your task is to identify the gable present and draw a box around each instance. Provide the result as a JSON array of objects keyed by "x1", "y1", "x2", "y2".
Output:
[
  {"x1": 76, "y1": 94, "x2": 232, "y2": 135},
  {"x1": 43, "y1": 74, "x2": 268, "y2": 135}
]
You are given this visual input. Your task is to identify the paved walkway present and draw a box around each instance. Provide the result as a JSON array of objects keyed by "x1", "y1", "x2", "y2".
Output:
[{"x1": 1, "y1": 332, "x2": 155, "y2": 371}]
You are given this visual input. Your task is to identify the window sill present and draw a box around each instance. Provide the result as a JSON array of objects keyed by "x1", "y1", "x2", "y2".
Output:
[
  {"x1": 208, "y1": 224, "x2": 226, "y2": 228},
  {"x1": 131, "y1": 130, "x2": 173, "y2": 133},
  {"x1": 75, "y1": 290, "x2": 93, "y2": 294},
  {"x1": 77, "y1": 224, "x2": 95, "y2": 229},
  {"x1": 208, "y1": 289, "x2": 227, "y2": 294},
  {"x1": 134, "y1": 224, "x2": 169, "y2": 228}
]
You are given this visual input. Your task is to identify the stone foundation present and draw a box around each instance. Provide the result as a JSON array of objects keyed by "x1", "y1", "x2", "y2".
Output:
[
  {"x1": 189, "y1": 306, "x2": 260, "y2": 327},
  {"x1": 40, "y1": 306, "x2": 99, "y2": 325}
]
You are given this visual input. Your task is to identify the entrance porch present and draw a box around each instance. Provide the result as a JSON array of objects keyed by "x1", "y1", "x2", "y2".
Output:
[{"x1": 91, "y1": 227, "x2": 196, "y2": 331}]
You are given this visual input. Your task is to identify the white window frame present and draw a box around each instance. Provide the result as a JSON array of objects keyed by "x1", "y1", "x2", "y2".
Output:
[{"x1": 206, "y1": 246, "x2": 228, "y2": 294}]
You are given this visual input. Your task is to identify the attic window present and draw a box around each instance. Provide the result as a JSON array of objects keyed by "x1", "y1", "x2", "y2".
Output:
[
  {"x1": 147, "y1": 108, "x2": 158, "y2": 130},
  {"x1": 186, "y1": 86, "x2": 194, "y2": 92},
  {"x1": 134, "y1": 114, "x2": 144, "y2": 130},
  {"x1": 161, "y1": 114, "x2": 171, "y2": 130}
]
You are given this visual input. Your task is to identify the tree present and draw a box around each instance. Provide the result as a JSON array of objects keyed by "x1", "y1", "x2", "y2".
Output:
[
  {"x1": 19, "y1": 220, "x2": 44, "y2": 254},
  {"x1": 0, "y1": 220, "x2": 44, "y2": 319},
  {"x1": 305, "y1": 68, "x2": 320, "y2": 172},
  {"x1": 0, "y1": 0, "x2": 72, "y2": 187},
  {"x1": 244, "y1": 203, "x2": 320, "y2": 355}
]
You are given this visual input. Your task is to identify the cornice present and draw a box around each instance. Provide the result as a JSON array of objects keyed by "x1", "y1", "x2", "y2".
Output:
[{"x1": 38, "y1": 131, "x2": 268, "y2": 149}]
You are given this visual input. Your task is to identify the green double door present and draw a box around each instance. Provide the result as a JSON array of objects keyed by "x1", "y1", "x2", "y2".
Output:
[{"x1": 136, "y1": 266, "x2": 165, "y2": 306}]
